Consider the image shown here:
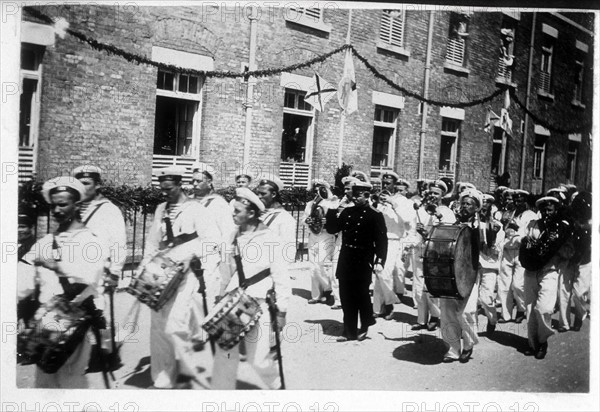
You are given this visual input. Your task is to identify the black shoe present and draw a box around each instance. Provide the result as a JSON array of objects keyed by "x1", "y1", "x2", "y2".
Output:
[
  {"x1": 534, "y1": 342, "x2": 548, "y2": 360},
  {"x1": 442, "y1": 356, "x2": 458, "y2": 363},
  {"x1": 411, "y1": 323, "x2": 427, "y2": 331},
  {"x1": 497, "y1": 315, "x2": 508, "y2": 324},
  {"x1": 427, "y1": 317, "x2": 440, "y2": 331},
  {"x1": 357, "y1": 331, "x2": 368, "y2": 341},
  {"x1": 336, "y1": 335, "x2": 357, "y2": 342},
  {"x1": 524, "y1": 347, "x2": 536, "y2": 356},
  {"x1": 459, "y1": 348, "x2": 473, "y2": 363},
  {"x1": 557, "y1": 326, "x2": 569, "y2": 333},
  {"x1": 366, "y1": 316, "x2": 377, "y2": 327},
  {"x1": 331, "y1": 304, "x2": 342, "y2": 310},
  {"x1": 486, "y1": 323, "x2": 496, "y2": 335},
  {"x1": 572, "y1": 318, "x2": 583, "y2": 332},
  {"x1": 514, "y1": 312, "x2": 526, "y2": 324}
]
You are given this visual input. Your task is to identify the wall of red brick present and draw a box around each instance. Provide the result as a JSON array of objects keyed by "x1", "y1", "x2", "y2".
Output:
[{"x1": 24, "y1": 6, "x2": 593, "y2": 193}]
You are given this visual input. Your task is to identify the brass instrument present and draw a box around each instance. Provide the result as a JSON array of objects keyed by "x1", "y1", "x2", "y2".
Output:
[
  {"x1": 308, "y1": 186, "x2": 329, "y2": 235},
  {"x1": 308, "y1": 201, "x2": 325, "y2": 235}
]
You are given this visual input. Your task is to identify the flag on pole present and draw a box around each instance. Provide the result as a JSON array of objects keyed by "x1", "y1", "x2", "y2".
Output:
[
  {"x1": 304, "y1": 73, "x2": 337, "y2": 112},
  {"x1": 484, "y1": 107, "x2": 500, "y2": 133},
  {"x1": 337, "y1": 49, "x2": 358, "y2": 115}
]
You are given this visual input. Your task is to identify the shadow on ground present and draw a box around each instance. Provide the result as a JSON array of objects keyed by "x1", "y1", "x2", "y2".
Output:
[
  {"x1": 122, "y1": 356, "x2": 152, "y2": 388},
  {"x1": 292, "y1": 288, "x2": 312, "y2": 300},
  {"x1": 481, "y1": 330, "x2": 531, "y2": 354},
  {"x1": 304, "y1": 319, "x2": 344, "y2": 337},
  {"x1": 390, "y1": 334, "x2": 448, "y2": 365}
]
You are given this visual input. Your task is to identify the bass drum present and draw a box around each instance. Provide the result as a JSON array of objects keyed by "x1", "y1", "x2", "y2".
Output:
[{"x1": 423, "y1": 224, "x2": 477, "y2": 299}]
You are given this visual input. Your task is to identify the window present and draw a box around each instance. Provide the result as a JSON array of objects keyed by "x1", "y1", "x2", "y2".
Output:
[
  {"x1": 380, "y1": 10, "x2": 405, "y2": 48},
  {"x1": 153, "y1": 70, "x2": 203, "y2": 156},
  {"x1": 573, "y1": 56, "x2": 584, "y2": 104},
  {"x1": 19, "y1": 44, "x2": 44, "y2": 148},
  {"x1": 497, "y1": 16, "x2": 517, "y2": 83},
  {"x1": 539, "y1": 40, "x2": 553, "y2": 93},
  {"x1": 439, "y1": 118, "x2": 460, "y2": 175},
  {"x1": 284, "y1": 6, "x2": 331, "y2": 33},
  {"x1": 538, "y1": 25, "x2": 557, "y2": 97},
  {"x1": 533, "y1": 134, "x2": 547, "y2": 180},
  {"x1": 446, "y1": 12, "x2": 469, "y2": 67},
  {"x1": 371, "y1": 106, "x2": 398, "y2": 168},
  {"x1": 491, "y1": 126, "x2": 508, "y2": 176},
  {"x1": 567, "y1": 141, "x2": 578, "y2": 182},
  {"x1": 281, "y1": 89, "x2": 314, "y2": 163}
]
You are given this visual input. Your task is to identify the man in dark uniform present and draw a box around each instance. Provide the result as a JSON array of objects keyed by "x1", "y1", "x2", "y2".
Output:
[{"x1": 325, "y1": 181, "x2": 387, "y2": 342}]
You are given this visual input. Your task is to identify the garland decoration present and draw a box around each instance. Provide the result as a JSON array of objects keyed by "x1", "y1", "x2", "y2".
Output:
[
  {"x1": 510, "y1": 89, "x2": 592, "y2": 134},
  {"x1": 350, "y1": 47, "x2": 506, "y2": 108},
  {"x1": 23, "y1": 6, "x2": 591, "y2": 134}
]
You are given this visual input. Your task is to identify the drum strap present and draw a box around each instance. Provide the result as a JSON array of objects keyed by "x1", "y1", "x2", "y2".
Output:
[{"x1": 232, "y1": 230, "x2": 271, "y2": 289}]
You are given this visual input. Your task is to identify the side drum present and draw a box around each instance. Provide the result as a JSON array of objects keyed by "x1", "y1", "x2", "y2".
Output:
[
  {"x1": 422, "y1": 224, "x2": 476, "y2": 299},
  {"x1": 127, "y1": 254, "x2": 185, "y2": 311},
  {"x1": 201, "y1": 287, "x2": 263, "y2": 350}
]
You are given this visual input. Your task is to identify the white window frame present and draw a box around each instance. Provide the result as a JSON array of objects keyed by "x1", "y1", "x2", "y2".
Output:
[
  {"x1": 284, "y1": 6, "x2": 332, "y2": 33},
  {"x1": 572, "y1": 42, "x2": 587, "y2": 107},
  {"x1": 439, "y1": 117, "x2": 460, "y2": 174},
  {"x1": 371, "y1": 105, "x2": 399, "y2": 169},
  {"x1": 154, "y1": 70, "x2": 204, "y2": 158},
  {"x1": 445, "y1": 13, "x2": 469, "y2": 69},
  {"x1": 19, "y1": 44, "x2": 43, "y2": 150},
  {"x1": 538, "y1": 32, "x2": 556, "y2": 98},
  {"x1": 281, "y1": 88, "x2": 315, "y2": 165},
  {"x1": 533, "y1": 134, "x2": 547, "y2": 180}
]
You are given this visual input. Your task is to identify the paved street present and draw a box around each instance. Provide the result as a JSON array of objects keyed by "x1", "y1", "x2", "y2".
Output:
[{"x1": 17, "y1": 263, "x2": 591, "y2": 394}]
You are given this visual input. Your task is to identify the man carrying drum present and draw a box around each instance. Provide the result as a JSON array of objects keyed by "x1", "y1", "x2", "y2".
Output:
[
  {"x1": 439, "y1": 188, "x2": 483, "y2": 363},
  {"x1": 303, "y1": 179, "x2": 340, "y2": 306},
  {"x1": 410, "y1": 179, "x2": 455, "y2": 331},
  {"x1": 23, "y1": 176, "x2": 108, "y2": 388},
  {"x1": 211, "y1": 187, "x2": 291, "y2": 389},
  {"x1": 140, "y1": 165, "x2": 221, "y2": 389}
]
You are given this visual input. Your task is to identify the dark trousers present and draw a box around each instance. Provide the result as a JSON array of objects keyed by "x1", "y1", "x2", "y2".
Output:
[{"x1": 337, "y1": 249, "x2": 374, "y2": 339}]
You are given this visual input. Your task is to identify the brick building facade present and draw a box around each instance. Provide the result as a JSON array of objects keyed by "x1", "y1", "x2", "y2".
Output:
[{"x1": 18, "y1": 5, "x2": 594, "y2": 194}]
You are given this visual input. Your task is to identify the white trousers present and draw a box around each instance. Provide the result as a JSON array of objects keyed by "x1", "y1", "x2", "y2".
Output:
[
  {"x1": 412, "y1": 252, "x2": 440, "y2": 324},
  {"x1": 498, "y1": 248, "x2": 526, "y2": 320},
  {"x1": 440, "y1": 281, "x2": 480, "y2": 359},
  {"x1": 308, "y1": 237, "x2": 337, "y2": 302},
  {"x1": 373, "y1": 238, "x2": 401, "y2": 313},
  {"x1": 211, "y1": 302, "x2": 282, "y2": 390},
  {"x1": 572, "y1": 262, "x2": 591, "y2": 321},
  {"x1": 557, "y1": 260, "x2": 578, "y2": 329},
  {"x1": 524, "y1": 268, "x2": 558, "y2": 349},
  {"x1": 478, "y1": 269, "x2": 498, "y2": 325},
  {"x1": 150, "y1": 270, "x2": 202, "y2": 388},
  {"x1": 35, "y1": 329, "x2": 92, "y2": 388}
]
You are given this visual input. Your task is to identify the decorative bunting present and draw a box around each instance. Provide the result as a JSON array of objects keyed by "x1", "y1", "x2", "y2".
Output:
[{"x1": 23, "y1": 6, "x2": 591, "y2": 134}]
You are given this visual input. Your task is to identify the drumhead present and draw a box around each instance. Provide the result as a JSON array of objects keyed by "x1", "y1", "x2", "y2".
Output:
[
  {"x1": 453, "y1": 225, "x2": 477, "y2": 299},
  {"x1": 423, "y1": 224, "x2": 476, "y2": 299}
]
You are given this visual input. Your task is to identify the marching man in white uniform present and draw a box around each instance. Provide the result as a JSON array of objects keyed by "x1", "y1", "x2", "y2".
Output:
[
  {"x1": 140, "y1": 165, "x2": 221, "y2": 389},
  {"x1": 72, "y1": 165, "x2": 127, "y2": 364},
  {"x1": 303, "y1": 179, "x2": 340, "y2": 305},
  {"x1": 191, "y1": 162, "x2": 236, "y2": 305},
  {"x1": 439, "y1": 188, "x2": 483, "y2": 364},
  {"x1": 256, "y1": 175, "x2": 297, "y2": 262},
  {"x1": 211, "y1": 188, "x2": 292, "y2": 389},
  {"x1": 410, "y1": 180, "x2": 454, "y2": 331},
  {"x1": 27, "y1": 177, "x2": 107, "y2": 388},
  {"x1": 372, "y1": 171, "x2": 409, "y2": 319}
]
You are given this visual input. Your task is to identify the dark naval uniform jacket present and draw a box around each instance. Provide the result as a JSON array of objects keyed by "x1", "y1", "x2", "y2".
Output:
[{"x1": 325, "y1": 204, "x2": 388, "y2": 280}]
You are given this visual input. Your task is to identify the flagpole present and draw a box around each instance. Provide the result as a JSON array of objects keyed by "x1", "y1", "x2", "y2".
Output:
[{"x1": 337, "y1": 9, "x2": 352, "y2": 168}]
